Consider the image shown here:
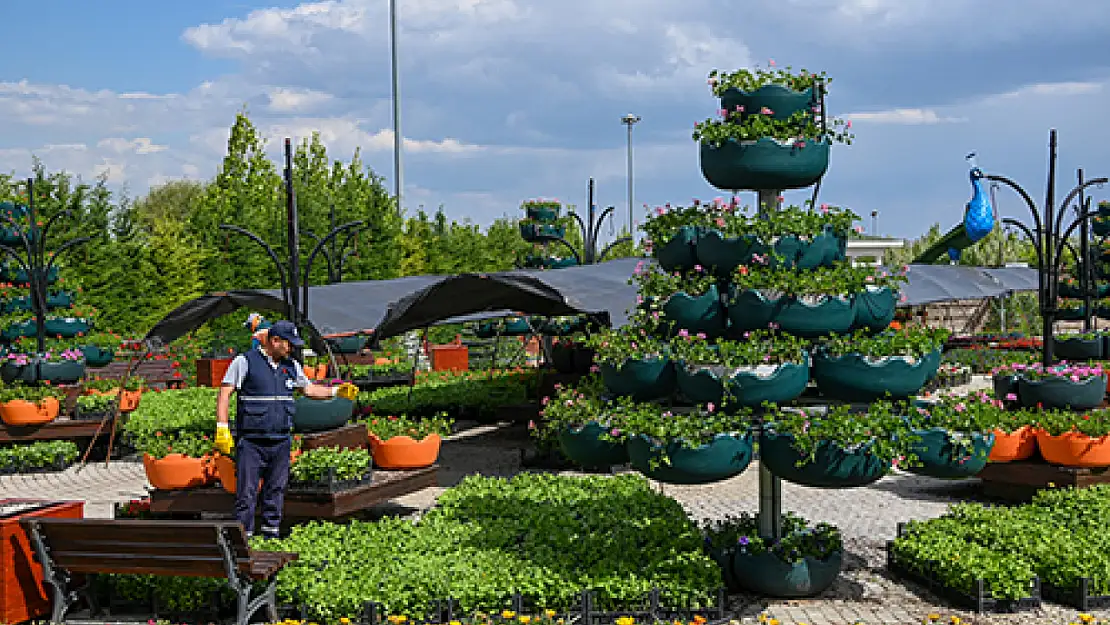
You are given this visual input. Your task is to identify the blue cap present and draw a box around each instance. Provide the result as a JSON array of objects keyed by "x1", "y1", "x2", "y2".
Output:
[{"x1": 268, "y1": 320, "x2": 304, "y2": 347}]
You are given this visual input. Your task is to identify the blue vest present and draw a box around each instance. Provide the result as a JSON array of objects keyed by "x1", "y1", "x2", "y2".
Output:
[{"x1": 235, "y1": 348, "x2": 297, "y2": 440}]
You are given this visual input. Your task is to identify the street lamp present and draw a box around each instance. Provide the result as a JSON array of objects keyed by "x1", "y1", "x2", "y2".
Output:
[
  {"x1": 390, "y1": 0, "x2": 403, "y2": 215},
  {"x1": 870, "y1": 210, "x2": 878, "y2": 236},
  {"x1": 621, "y1": 113, "x2": 641, "y2": 239}
]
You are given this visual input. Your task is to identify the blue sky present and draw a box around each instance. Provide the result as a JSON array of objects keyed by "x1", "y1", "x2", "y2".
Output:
[{"x1": 2, "y1": 0, "x2": 1109, "y2": 240}]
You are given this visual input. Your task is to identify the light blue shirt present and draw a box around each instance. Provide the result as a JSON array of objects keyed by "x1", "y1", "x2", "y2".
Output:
[{"x1": 222, "y1": 346, "x2": 310, "y2": 390}]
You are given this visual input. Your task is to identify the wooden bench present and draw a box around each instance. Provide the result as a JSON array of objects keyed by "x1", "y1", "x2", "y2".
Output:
[
  {"x1": 86, "y1": 360, "x2": 184, "y2": 389},
  {"x1": 20, "y1": 518, "x2": 297, "y2": 625}
]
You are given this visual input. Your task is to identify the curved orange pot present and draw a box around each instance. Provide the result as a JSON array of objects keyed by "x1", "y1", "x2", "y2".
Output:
[
  {"x1": 989, "y1": 426, "x2": 1037, "y2": 462},
  {"x1": 1036, "y1": 429, "x2": 1110, "y2": 468},
  {"x1": 120, "y1": 389, "x2": 142, "y2": 412},
  {"x1": 213, "y1": 451, "x2": 301, "y2": 494},
  {"x1": 369, "y1": 433, "x2": 442, "y2": 468},
  {"x1": 142, "y1": 453, "x2": 210, "y2": 490},
  {"x1": 0, "y1": 398, "x2": 59, "y2": 426}
]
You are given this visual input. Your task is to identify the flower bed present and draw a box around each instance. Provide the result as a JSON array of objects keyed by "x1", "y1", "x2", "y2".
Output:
[
  {"x1": 363, "y1": 369, "x2": 537, "y2": 419},
  {"x1": 0, "y1": 440, "x2": 78, "y2": 474}
]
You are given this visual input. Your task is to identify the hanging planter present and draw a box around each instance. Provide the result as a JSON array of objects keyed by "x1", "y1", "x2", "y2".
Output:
[
  {"x1": 0, "y1": 358, "x2": 35, "y2": 384},
  {"x1": 676, "y1": 360, "x2": 809, "y2": 407},
  {"x1": 43, "y1": 317, "x2": 91, "y2": 338},
  {"x1": 661, "y1": 286, "x2": 727, "y2": 339},
  {"x1": 293, "y1": 395, "x2": 354, "y2": 433},
  {"x1": 760, "y1": 431, "x2": 891, "y2": 488},
  {"x1": 775, "y1": 229, "x2": 847, "y2": 270},
  {"x1": 519, "y1": 221, "x2": 565, "y2": 242},
  {"x1": 812, "y1": 350, "x2": 941, "y2": 401},
  {"x1": 695, "y1": 230, "x2": 770, "y2": 276},
  {"x1": 6, "y1": 265, "x2": 59, "y2": 285},
  {"x1": 727, "y1": 288, "x2": 854, "y2": 337},
  {"x1": 654, "y1": 225, "x2": 700, "y2": 272},
  {"x1": 700, "y1": 138, "x2": 831, "y2": 191},
  {"x1": 79, "y1": 345, "x2": 115, "y2": 367},
  {"x1": 626, "y1": 432, "x2": 754, "y2": 485},
  {"x1": 2, "y1": 320, "x2": 35, "y2": 340},
  {"x1": 1095, "y1": 215, "x2": 1110, "y2": 237},
  {"x1": 599, "y1": 357, "x2": 677, "y2": 400},
  {"x1": 989, "y1": 426, "x2": 1037, "y2": 463},
  {"x1": 523, "y1": 203, "x2": 561, "y2": 223},
  {"x1": 557, "y1": 421, "x2": 629, "y2": 469},
  {"x1": 732, "y1": 550, "x2": 843, "y2": 598},
  {"x1": 3, "y1": 290, "x2": 75, "y2": 312},
  {"x1": 904, "y1": 427, "x2": 995, "y2": 479},
  {"x1": 37, "y1": 358, "x2": 86, "y2": 385},
  {"x1": 853, "y1": 286, "x2": 897, "y2": 331},
  {"x1": 1054, "y1": 334, "x2": 1103, "y2": 361}
]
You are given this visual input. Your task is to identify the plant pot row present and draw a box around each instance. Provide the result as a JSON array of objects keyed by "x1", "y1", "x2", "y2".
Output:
[
  {"x1": 1, "y1": 358, "x2": 85, "y2": 385},
  {"x1": 656, "y1": 225, "x2": 846, "y2": 273},
  {"x1": 992, "y1": 373, "x2": 1108, "y2": 410},
  {"x1": 989, "y1": 425, "x2": 1110, "y2": 468},
  {"x1": 602, "y1": 349, "x2": 941, "y2": 404}
]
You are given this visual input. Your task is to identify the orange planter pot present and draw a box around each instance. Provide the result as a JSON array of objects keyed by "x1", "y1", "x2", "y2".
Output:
[
  {"x1": 119, "y1": 389, "x2": 142, "y2": 412},
  {"x1": 142, "y1": 453, "x2": 211, "y2": 490},
  {"x1": 368, "y1": 433, "x2": 442, "y2": 468},
  {"x1": 1035, "y1": 429, "x2": 1110, "y2": 468},
  {"x1": 213, "y1": 451, "x2": 301, "y2": 494},
  {"x1": 0, "y1": 398, "x2": 60, "y2": 427},
  {"x1": 989, "y1": 426, "x2": 1037, "y2": 463}
]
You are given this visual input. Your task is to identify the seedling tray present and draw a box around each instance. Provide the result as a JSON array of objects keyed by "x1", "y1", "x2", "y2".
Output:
[
  {"x1": 288, "y1": 468, "x2": 374, "y2": 494},
  {"x1": 886, "y1": 543, "x2": 1042, "y2": 613},
  {"x1": 1042, "y1": 578, "x2": 1110, "y2": 611}
]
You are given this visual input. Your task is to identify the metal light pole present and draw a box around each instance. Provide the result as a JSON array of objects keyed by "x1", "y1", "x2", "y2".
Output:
[
  {"x1": 621, "y1": 113, "x2": 640, "y2": 239},
  {"x1": 390, "y1": 0, "x2": 403, "y2": 216},
  {"x1": 871, "y1": 210, "x2": 878, "y2": 236}
]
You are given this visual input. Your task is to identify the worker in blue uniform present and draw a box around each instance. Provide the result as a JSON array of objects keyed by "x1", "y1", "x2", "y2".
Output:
[{"x1": 213, "y1": 320, "x2": 358, "y2": 539}]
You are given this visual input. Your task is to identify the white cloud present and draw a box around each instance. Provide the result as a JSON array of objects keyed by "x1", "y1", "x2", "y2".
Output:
[
  {"x1": 97, "y1": 137, "x2": 169, "y2": 155},
  {"x1": 267, "y1": 87, "x2": 334, "y2": 113},
  {"x1": 846, "y1": 108, "x2": 966, "y2": 125}
]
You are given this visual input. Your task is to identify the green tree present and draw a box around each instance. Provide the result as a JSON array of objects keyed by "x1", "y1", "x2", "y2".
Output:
[{"x1": 133, "y1": 180, "x2": 206, "y2": 230}]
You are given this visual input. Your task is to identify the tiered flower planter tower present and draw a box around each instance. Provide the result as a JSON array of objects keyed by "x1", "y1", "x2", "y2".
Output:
[
  {"x1": 537, "y1": 65, "x2": 963, "y2": 598},
  {"x1": 1055, "y1": 200, "x2": 1110, "y2": 357}
]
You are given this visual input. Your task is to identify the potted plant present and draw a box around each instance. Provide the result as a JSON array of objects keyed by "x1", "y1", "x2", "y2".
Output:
[
  {"x1": 671, "y1": 330, "x2": 810, "y2": 407},
  {"x1": 986, "y1": 407, "x2": 1039, "y2": 463},
  {"x1": 138, "y1": 431, "x2": 215, "y2": 490},
  {"x1": 634, "y1": 263, "x2": 726, "y2": 339},
  {"x1": 289, "y1": 446, "x2": 373, "y2": 491},
  {"x1": 325, "y1": 333, "x2": 367, "y2": 354},
  {"x1": 0, "y1": 384, "x2": 63, "y2": 426},
  {"x1": 696, "y1": 65, "x2": 852, "y2": 191},
  {"x1": 1016, "y1": 362, "x2": 1106, "y2": 410},
  {"x1": 521, "y1": 198, "x2": 562, "y2": 223},
  {"x1": 585, "y1": 320, "x2": 676, "y2": 400},
  {"x1": 537, "y1": 381, "x2": 631, "y2": 470},
  {"x1": 77, "y1": 331, "x2": 118, "y2": 366},
  {"x1": 36, "y1": 347, "x2": 86, "y2": 384},
  {"x1": 702, "y1": 511, "x2": 843, "y2": 598},
  {"x1": 603, "y1": 400, "x2": 755, "y2": 484},
  {"x1": 761, "y1": 401, "x2": 920, "y2": 488},
  {"x1": 642, "y1": 202, "x2": 715, "y2": 271},
  {"x1": 903, "y1": 394, "x2": 997, "y2": 479},
  {"x1": 519, "y1": 219, "x2": 566, "y2": 242},
  {"x1": 810, "y1": 327, "x2": 947, "y2": 401},
  {"x1": 0, "y1": 309, "x2": 35, "y2": 340},
  {"x1": 1054, "y1": 330, "x2": 1103, "y2": 361},
  {"x1": 74, "y1": 392, "x2": 115, "y2": 421},
  {"x1": 1032, "y1": 408, "x2": 1110, "y2": 468},
  {"x1": 364, "y1": 412, "x2": 453, "y2": 469},
  {"x1": 293, "y1": 380, "x2": 356, "y2": 433},
  {"x1": 0, "y1": 350, "x2": 35, "y2": 384}
]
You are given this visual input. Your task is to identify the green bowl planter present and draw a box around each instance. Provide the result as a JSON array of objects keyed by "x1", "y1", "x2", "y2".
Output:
[
  {"x1": 728, "y1": 288, "x2": 854, "y2": 338},
  {"x1": 1, "y1": 320, "x2": 35, "y2": 340},
  {"x1": 853, "y1": 286, "x2": 897, "y2": 331},
  {"x1": 1017, "y1": 375, "x2": 1106, "y2": 410},
  {"x1": 706, "y1": 547, "x2": 741, "y2": 593},
  {"x1": 79, "y1": 345, "x2": 115, "y2": 367},
  {"x1": 992, "y1": 374, "x2": 1019, "y2": 401},
  {"x1": 720, "y1": 85, "x2": 817, "y2": 121},
  {"x1": 695, "y1": 230, "x2": 767, "y2": 276},
  {"x1": 0, "y1": 360, "x2": 35, "y2": 384},
  {"x1": 905, "y1": 428, "x2": 995, "y2": 479},
  {"x1": 44, "y1": 318, "x2": 91, "y2": 338},
  {"x1": 1057, "y1": 283, "x2": 1083, "y2": 298},
  {"x1": 696, "y1": 229, "x2": 845, "y2": 275},
  {"x1": 557, "y1": 421, "x2": 629, "y2": 469},
  {"x1": 600, "y1": 358, "x2": 677, "y2": 400},
  {"x1": 811, "y1": 350, "x2": 941, "y2": 401},
  {"x1": 540, "y1": 316, "x2": 589, "y2": 336},
  {"x1": 525, "y1": 206, "x2": 560, "y2": 222},
  {"x1": 326, "y1": 335, "x2": 366, "y2": 354},
  {"x1": 678, "y1": 361, "x2": 810, "y2": 406},
  {"x1": 6, "y1": 265, "x2": 59, "y2": 285},
  {"x1": 1054, "y1": 337, "x2": 1103, "y2": 361},
  {"x1": 731, "y1": 550, "x2": 843, "y2": 598},
  {"x1": 545, "y1": 257, "x2": 578, "y2": 269},
  {"x1": 502, "y1": 318, "x2": 533, "y2": 335},
  {"x1": 1057, "y1": 306, "x2": 1087, "y2": 321},
  {"x1": 37, "y1": 360, "x2": 85, "y2": 385},
  {"x1": 700, "y1": 138, "x2": 830, "y2": 191},
  {"x1": 775, "y1": 229, "x2": 847, "y2": 270},
  {"x1": 519, "y1": 222, "x2": 565, "y2": 242},
  {"x1": 760, "y1": 431, "x2": 891, "y2": 488},
  {"x1": 626, "y1": 432, "x2": 754, "y2": 485},
  {"x1": 293, "y1": 396, "x2": 355, "y2": 433},
  {"x1": 654, "y1": 225, "x2": 700, "y2": 272},
  {"x1": 661, "y1": 286, "x2": 726, "y2": 338}
]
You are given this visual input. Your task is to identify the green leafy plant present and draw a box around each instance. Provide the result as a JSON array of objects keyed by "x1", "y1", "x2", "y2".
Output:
[
  {"x1": 708, "y1": 65, "x2": 828, "y2": 94},
  {"x1": 361, "y1": 412, "x2": 454, "y2": 441},
  {"x1": 701, "y1": 511, "x2": 841, "y2": 564},
  {"x1": 766, "y1": 401, "x2": 922, "y2": 467},
  {"x1": 707, "y1": 203, "x2": 859, "y2": 241},
  {"x1": 819, "y1": 327, "x2": 949, "y2": 359},
  {"x1": 641, "y1": 202, "x2": 718, "y2": 250},
  {"x1": 290, "y1": 446, "x2": 372, "y2": 483},
  {"x1": 0, "y1": 440, "x2": 78, "y2": 472},
  {"x1": 669, "y1": 331, "x2": 809, "y2": 369},
  {"x1": 631, "y1": 263, "x2": 717, "y2": 300},
  {"x1": 731, "y1": 262, "x2": 906, "y2": 297},
  {"x1": 583, "y1": 322, "x2": 669, "y2": 366},
  {"x1": 600, "y1": 398, "x2": 754, "y2": 459}
]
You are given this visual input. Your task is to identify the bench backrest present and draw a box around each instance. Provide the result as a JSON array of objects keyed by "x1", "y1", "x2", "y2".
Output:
[{"x1": 21, "y1": 518, "x2": 252, "y2": 578}]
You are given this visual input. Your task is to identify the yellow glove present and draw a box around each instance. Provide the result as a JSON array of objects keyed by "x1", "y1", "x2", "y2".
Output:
[
  {"x1": 334, "y1": 383, "x2": 359, "y2": 401},
  {"x1": 215, "y1": 422, "x2": 234, "y2": 455}
]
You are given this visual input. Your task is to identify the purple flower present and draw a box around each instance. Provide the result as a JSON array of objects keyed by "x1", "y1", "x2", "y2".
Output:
[{"x1": 738, "y1": 536, "x2": 750, "y2": 546}]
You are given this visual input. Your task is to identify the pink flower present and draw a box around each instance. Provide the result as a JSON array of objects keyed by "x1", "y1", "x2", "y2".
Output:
[
  {"x1": 768, "y1": 58, "x2": 775, "y2": 66},
  {"x1": 706, "y1": 402, "x2": 715, "y2": 412},
  {"x1": 846, "y1": 120, "x2": 852, "y2": 128},
  {"x1": 678, "y1": 329, "x2": 690, "y2": 337},
  {"x1": 1005, "y1": 393, "x2": 1017, "y2": 401},
  {"x1": 760, "y1": 107, "x2": 773, "y2": 115}
]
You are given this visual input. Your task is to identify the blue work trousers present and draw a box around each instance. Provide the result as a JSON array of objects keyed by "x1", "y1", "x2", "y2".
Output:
[{"x1": 234, "y1": 437, "x2": 291, "y2": 538}]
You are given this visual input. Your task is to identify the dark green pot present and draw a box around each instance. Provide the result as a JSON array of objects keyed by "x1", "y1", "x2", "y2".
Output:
[
  {"x1": 695, "y1": 230, "x2": 769, "y2": 276},
  {"x1": 774, "y1": 229, "x2": 847, "y2": 270},
  {"x1": 992, "y1": 374, "x2": 1019, "y2": 401},
  {"x1": 1058, "y1": 282, "x2": 1083, "y2": 298},
  {"x1": 626, "y1": 432, "x2": 754, "y2": 485},
  {"x1": 760, "y1": 431, "x2": 891, "y2": 488},
  {"x1": 1058, "y1": 306, "x2": 1088, "y2": 321},
  {"x1": 811, "y1": 350, "x2": 941, "y2": 401},
  {"x1": 37, "y1": 360, "x2": 85, "y2": 384},
  {"x1": 700, "y1": 138, "x2": 830, "y2": 191},
  {"x1": 731, "y1": 550, "x2": 843, "y2": 598},
  {"x1": 706, "y1": 547, "x2": 741, "y2": 593},
  {"x1": 853, "y1": 287, "x2": 897, "y2": 331},
  {"x1": 327, "y1": 335, "x2": 366, "y2": 354},
  {"x1": 1054, "y1": 337, "x2": 1103, "y2": 361},
  {"x1": 8, "y1": 265, "x2": 59, "y2": 284},
  {"x1": 293, "y1": 396, "x2": 355, "y2": 433},
  {"x1": 557, "y1": 421, "x2": 629, "y2": 469},
  {"x1": 525, "y1": 206, "x2": 560, "y2": 222},
  {"x1": 79, "y1": 345, "x2": 115, "y2": 367},
  {"x1": 719, "y1": 85, "x2": 817, "y2": 120},
  {"x1": 1017, "y1": 375, "x2": 1106, "y2": 410},
  {"x1": 1, "y1": 360, "x2": 36, "y2": 384},
  {"x1": 546, "y1": 257, "x2": 578, "y2": 269},
  {"x1": 1101, "y1": 202, "x2": 1110, "y2": 218},
  {"x1": 679, "y1": 360, "x2": 810, "y2": 406},
  {"x1": 661, "y1": 286, "x2": 726, "y2": 339},
  {"x1": 519, "y1": 222, "x2": 565, "y2": 242},
  {"x1": 540, "y1": 317, "x2": 589, "y2": 336},
  {"x1": 600, "y1": 358, "x2": 676, "y2": 400},
  {"x1": 44, "y1": 318, "x2": 91, "y2": 338},
  {"x1": 654, "y1": 226, "x2": 700, "y2": 272},
  {"x1": 2, "y1": 320, "x2": 35, "y2": 340},
  {"x1": 728, "y1": 288, "x2": 854, "y2": 338},
  {"x1": 502, "y1": 317, "x2": 533, "y2": 335},
  {"x1": 0, "y1": 228, "x2": 34, "y2": 247},
  {"x1": 905, "y1": 428, "x2": 994, "y2": 479}
]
